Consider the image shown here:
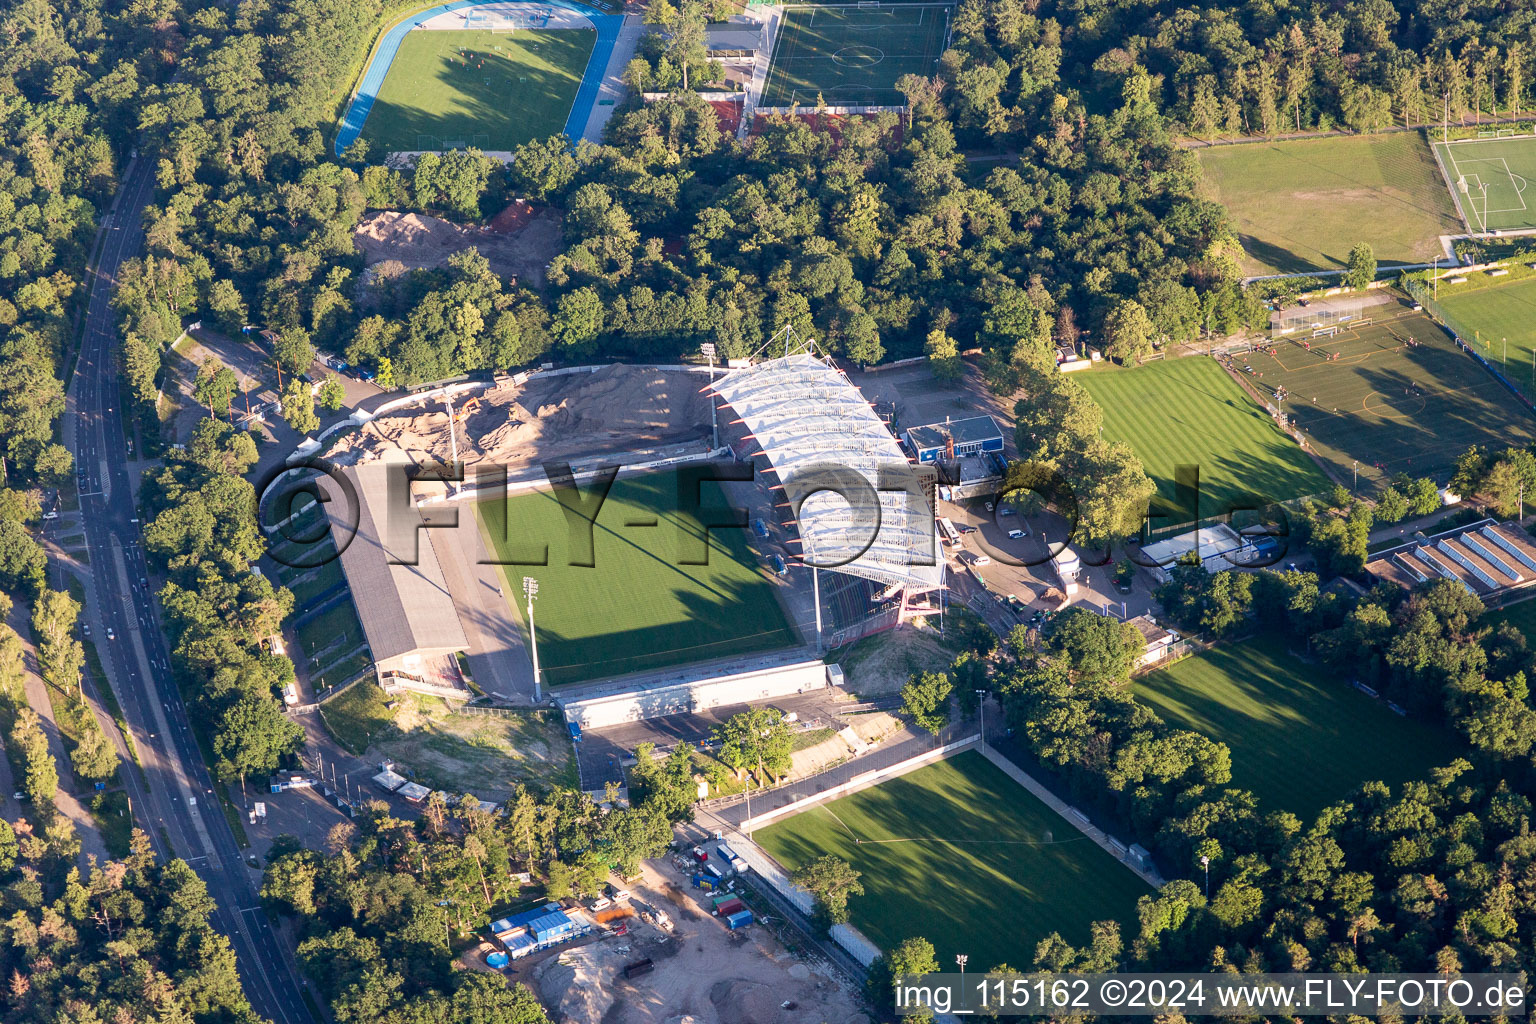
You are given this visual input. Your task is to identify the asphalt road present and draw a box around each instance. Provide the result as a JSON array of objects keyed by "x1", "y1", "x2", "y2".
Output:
[{"x1": 69, "y1": 152, "x2": 313, "y2": 1024}]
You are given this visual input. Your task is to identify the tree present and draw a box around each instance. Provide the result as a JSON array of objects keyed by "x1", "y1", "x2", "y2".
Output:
[
  {"x1": 281, "y1": 379, "x2": 320, "y2": 434},
  {"x1": 793, "y1": 854, "x2": 864, "y2": 925},
  {"x1": 274, "y1": 326, "x2": 315, "y2": 376},
  {"x1": 210, "y1": 694, "x2": 303, "y2": 781},
  {"x1": 11, "y1": 707, "x2": 57, "y2": 806},
  {"x1": 193, "y1": 357, "x2": 238, "y2": 416},
  {"x1": 1103, "y1": 299, "x2": 1155, "y2": 364},
  {"x1": 900, "y1": 670, "x2": 953, "y2": 733},
  {"x1": 713, "y1": 707, "x2": 793, "y2": 782},
  {"x1": 1045, "y1": 607, "x2": 1144, "y2": 683},
  {"x1": 70, "y1": 725, "x2": 119, "y2": 781},
  {"x1": 868, "y1": 936, "x2": 941, "y2": 1016},
  {"x1": 1344, "y1": 242, "x2": 1377, "y2": 290},
  {"x1": 318, "y1": 375, "x2": 346, "y2": 412},
  {"x1": 925, "y1": 326, "x2": 962, "y2": 380}
]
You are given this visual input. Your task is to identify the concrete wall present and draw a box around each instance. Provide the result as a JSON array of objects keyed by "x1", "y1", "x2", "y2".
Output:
[
  {"x1": 739, "y1": 733, "x2": 980, "y2": 832},
  {"x1": 562, "y1": 660, "x2": 829, "y2": 729}
]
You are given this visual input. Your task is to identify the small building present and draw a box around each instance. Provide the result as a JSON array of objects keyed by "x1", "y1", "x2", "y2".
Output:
[
  {"x1": 1128, "y1": 614, "x2": 1175, "y2": 667},
  {"x1": 397, "y1": 782, "x2": 430, "y2": 803},
  {"x1": 1141, "y1": 524, "x2": 1255, "y2": 582},
  {"x1": 490, "y1": 904, "x2": 589, "y2": 959},
  {"x1": 372, "y1": 768, "x2": 407, "y2": 792},
  {"x1": 1051, "y1": 545, "x2": 1081, "y2": 592},
  {"x1": 905, "y1": 416, "x2": 1005, "y2": 464}
]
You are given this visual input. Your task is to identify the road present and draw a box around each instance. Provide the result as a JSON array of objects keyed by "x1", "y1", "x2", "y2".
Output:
[{"x1": 67, "y1": 151, "x2": 313, "y2": 1024}]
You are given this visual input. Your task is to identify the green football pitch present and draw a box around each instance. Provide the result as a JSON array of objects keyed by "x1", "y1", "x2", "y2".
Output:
[
  {"x1": 756, "y1": 750, "x2": 1149, "y2": 969},
  {"x1": 360, "y1": 29, "x2": 594, "y2": 153},
  {"x1": 1434, "y1": 269, "x2": 1536, "y2": 403},
  {"x1": 1075, "y1": 357, "x2": 1331, "y2": 529},
  {"x1": 1197, "y1": 133, "x2": 1462, "y2": 274},
  {"x1": 477, "y1": 471, "x2": 796, "y2": 685},
  {"x1": 1433, "y1": 135, "x2": 1536, "y2": 232},
  {"x1": 1243, "y1": 309, "x2": 1536, "y2": 491},
  {"x1": 1135, "y1": 636, "x2": 1461, "y2": 822},
  {"x1": 761, "y1": 4, "x2": 951, "y2": 108}
]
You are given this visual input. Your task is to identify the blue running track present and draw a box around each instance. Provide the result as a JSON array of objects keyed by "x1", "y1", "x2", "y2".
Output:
[{"x1": 335, "y1": 0, "x2": 621, "y2": 155}]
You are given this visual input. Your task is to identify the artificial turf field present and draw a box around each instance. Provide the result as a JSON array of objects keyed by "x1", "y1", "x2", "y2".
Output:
[
  {"x1": 359, "y1": 29, "x2": 594, "y2": 153},
  {"x1": 1196, "y1": 133, "x2": 1463, "y2": 274},
  {"x1": 1241, "y1": 308, "x2": 1536, "y2": 491},
  {"x1": 1433, "y1": 269, "x2": 1536, "y2": 404},
  {"x1": 755, "y1": 750, "x2": 1149, "y2": 969},
  {"x1": 1134, "y1": 636, "x2": 1461, "y2": 822},
  {"x1": 761, "y1": 3, "x2": 951, "y2": 108},
  {"x1": 1075, "y1": 356, "x2": 1331, "y2": 528},
  {"x1": 477, "y1": 471, "x2": 796, "y2": 685},
  {"x1": 1433, "y1": 136, "x2": 1536, "y2": 232}
]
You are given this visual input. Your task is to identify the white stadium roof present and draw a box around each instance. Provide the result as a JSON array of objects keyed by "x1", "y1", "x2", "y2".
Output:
[{"x1": 710, "y1": 354, "x2": 943, "y2": 590}]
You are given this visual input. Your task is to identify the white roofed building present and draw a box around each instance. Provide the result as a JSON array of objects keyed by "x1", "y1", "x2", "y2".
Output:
[{"x1": 709, "y1": 354, "x2": 945, "y2": 642}]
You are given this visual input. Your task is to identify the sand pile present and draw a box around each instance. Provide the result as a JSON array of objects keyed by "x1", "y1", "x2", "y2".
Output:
[
  {"x1": 353, "y1": 209, "x2": 561, "y2": 286},
  {"x1": 328, "y1": 365, "x2": 713, "y2": 471}
]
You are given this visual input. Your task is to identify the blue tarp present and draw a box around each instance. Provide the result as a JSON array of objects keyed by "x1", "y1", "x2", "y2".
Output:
[{"x1": 334, "y1": 0, "x2": 623, "y2": 155}]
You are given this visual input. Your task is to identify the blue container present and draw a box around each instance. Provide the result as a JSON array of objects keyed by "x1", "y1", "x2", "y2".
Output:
[{"x1": 726, "y1": 909, "x2": 753, "y2": 930}]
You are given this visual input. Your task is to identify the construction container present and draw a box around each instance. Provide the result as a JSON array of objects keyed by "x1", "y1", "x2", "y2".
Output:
[
  {"x1": 691, "y1": 873, "x2": 715, "y2": 891},
  {"x1": 725, "y1": 909, "x2": 753, "y2": 930},
  {"x1": 713, "y1": 899, "x2": 745, "y2": 918},
  {"x1": 624, "y1": 958, "x2": 654, "y2": 979}
]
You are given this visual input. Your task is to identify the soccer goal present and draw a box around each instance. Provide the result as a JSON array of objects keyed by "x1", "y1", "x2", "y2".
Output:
[{"x1": 1312, "y1": 326, "x2": 1340, "y2": 339}]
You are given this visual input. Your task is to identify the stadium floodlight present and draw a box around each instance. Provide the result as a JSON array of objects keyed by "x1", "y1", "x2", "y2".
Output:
[
  {"x1": 701, "y1": 343, "x2": 718, "y2": 447},
  {"x1": 523, "y1": 576, "x2": 542, "y2": 702}
]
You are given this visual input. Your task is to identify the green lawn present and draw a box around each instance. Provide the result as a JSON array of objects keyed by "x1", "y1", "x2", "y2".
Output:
[
  {"x1": 478, "y1": 471, "x2": 796, "y2": 685},
  {"x1": 756, "y1": 750, "x2": 1150, "y2": 970},
  {"x1": 1197, "y1": 133, "x2": 1462, "y2": 274},
  {"x1": 320, "y1": 680, "x2": 396, "y2": 755},
  {"x1": 1076, "y1": 357, "x2": 1331, "y2": 528},
  {"x1": 1134, "y1": 636, "x2": 1461, "y2": 821},
  {"x1": 361, "y1": 29, "x2": 594, "y2": 152},
  {"x1": 1435, "y1": 271, "x2": 1536, "y2": 402}
]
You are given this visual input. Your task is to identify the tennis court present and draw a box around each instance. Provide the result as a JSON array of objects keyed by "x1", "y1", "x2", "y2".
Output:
[
  {"x1": 760, "y1": 3, "x2": 952, "y2": 108},
  {"x1": 1433, "y1": 135, "x2": 1536, "y2": 232},
  {"x1": 1235, "y1": 307, "x2": 1536, "y2": 490}
]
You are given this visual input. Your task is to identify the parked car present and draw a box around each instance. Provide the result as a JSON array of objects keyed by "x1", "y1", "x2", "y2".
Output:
[
  {"x1": 770, "y1": 554, "x2": 788, "y2": 576},
  {"x1": 1007, "y1": 529, "x2": 1025, "y2": 540},
  {"x1": 999, "y1": 507, "x2": 1016, "y2": 516},
  {"x1": 984, "y1": 501, "x2": 995, "y2": 512},
  {"x1": 973, "y1": 555, "x2": 992, "y2": 567}
]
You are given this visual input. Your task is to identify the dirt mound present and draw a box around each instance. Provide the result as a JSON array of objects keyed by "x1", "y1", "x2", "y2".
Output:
[
  {"x1": 329, "y1": 365, "x2": 712, "y2": 471},
  {"x1": 354, "y1": 208, "x2": 561, "y2": 287}
]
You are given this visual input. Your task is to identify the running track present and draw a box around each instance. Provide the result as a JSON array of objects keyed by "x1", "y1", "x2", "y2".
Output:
[{"x1": 334, "y1": 0, "x2": 622, "y2": 154}]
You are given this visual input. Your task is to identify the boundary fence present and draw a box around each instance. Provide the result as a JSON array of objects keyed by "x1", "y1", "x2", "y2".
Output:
[{"x1": 1404, "y1": 276, "x2": 1536, "y2": 416}]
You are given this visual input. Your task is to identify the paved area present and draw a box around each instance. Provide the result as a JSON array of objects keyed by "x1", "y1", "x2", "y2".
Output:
[
  {"x1": 574, "y1": 688, "x2": 844, "y2": 790},
  {"x1": 580, "y1": 12, "x2": 645, "y2": 142},
  {"x1": 5, "y1": 602, "x2": 109, "y2": 863}
]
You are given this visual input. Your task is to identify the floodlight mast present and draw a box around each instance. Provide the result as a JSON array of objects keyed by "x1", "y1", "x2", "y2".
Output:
[
  {"x1": 523, "y1": 576, "x2": 541, "y2": 702},
  {"x1": 701, "y1": 342, "x2": 718, "y2": 448}
]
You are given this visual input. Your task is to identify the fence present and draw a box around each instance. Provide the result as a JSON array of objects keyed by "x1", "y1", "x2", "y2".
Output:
[{"x1": 1406, "y1": 276, "x2": 1536, "y2": 417}]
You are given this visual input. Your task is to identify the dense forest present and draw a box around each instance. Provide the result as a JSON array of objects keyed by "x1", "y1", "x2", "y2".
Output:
[{"x1": 0, "y1": 825, "x2": 261, "y2": 1024}]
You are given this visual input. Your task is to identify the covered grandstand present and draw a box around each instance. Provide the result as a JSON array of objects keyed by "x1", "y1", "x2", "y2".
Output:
[{"x1": 710, "y1": 353, "x2": 944, "y2": 644}]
